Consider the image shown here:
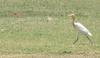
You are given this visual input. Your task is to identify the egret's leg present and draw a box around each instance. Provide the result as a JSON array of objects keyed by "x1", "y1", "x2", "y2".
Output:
[
  {"x1": 73, "y1": 32, "x2": 79, "y2": 44},
  {"x1": 86, "y1": 36, "x2": 93, "y2": 45}
]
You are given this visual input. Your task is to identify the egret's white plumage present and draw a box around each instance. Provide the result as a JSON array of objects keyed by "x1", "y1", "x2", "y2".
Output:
[
  {"x1": 69, "y1": 13, "x2": 93, "y2": 44},
  {"x1": 74, "y1": 22, "x2": 92, "y2": 36}
]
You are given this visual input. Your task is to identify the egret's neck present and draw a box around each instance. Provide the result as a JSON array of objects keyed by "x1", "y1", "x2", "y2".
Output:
[{"x1": 72, "y1": 16, "x2": 76, "y2": 26}]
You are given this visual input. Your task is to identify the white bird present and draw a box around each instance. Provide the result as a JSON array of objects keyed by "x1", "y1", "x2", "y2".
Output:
[{"x1": 68, "y1": 13, "x2": 93, "y2": 44}]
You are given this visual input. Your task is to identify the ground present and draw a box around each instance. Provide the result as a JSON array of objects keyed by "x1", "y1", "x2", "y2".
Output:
[
  {"x1": 0, "y1": 0, "x2": 99, "y2": 58},
  {"x1": 0, "y1": 54, "x2": 100, "y2": 58}
]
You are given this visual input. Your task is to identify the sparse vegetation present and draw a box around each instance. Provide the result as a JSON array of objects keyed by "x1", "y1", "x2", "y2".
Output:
[{"x1": 0, "y1": 0, "x2": 99, "y2": 57}]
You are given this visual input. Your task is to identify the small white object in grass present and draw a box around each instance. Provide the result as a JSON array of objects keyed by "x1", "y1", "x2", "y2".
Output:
[
  {"x1": 1, "y1": 29, "x2": 6, "y2": 32},
  {"x1": 47, "y1": 16, "x2": 53, "y2": 21}
]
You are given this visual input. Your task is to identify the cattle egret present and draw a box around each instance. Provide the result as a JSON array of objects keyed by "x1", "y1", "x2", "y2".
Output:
[{"x1": 69, "y1": 14, "x2": 93, "y2": 44}]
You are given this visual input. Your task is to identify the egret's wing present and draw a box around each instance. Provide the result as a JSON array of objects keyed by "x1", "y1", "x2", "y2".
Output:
[{"x1": 74, "y1": 22, "x2": 92, "y2": 36}]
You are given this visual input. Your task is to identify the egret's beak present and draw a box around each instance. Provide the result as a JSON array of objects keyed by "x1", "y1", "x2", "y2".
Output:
[
  {"x1": 69, "y1": 14, "x2": 75, "y2": 16},
  {"x1": 68, "y1": 14, "x2": 72, "y2": 17}
]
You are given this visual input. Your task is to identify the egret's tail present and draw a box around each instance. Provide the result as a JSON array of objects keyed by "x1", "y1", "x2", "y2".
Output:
[{"x1": 88, "y1": 32, "x2": 92, "y2": 36}]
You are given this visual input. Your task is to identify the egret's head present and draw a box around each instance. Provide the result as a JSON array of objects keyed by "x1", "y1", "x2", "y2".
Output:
[
  {"x1": 68, "y1": 13, "x2": 75, "y2": 17},
  {"x1": 68, "y1": 13, "x2": 75, "y2": 20}
]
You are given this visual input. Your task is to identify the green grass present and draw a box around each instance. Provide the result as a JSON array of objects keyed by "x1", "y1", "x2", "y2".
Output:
[{"x1": 0, "y1": 0, "x2": 99, "y2": 54}]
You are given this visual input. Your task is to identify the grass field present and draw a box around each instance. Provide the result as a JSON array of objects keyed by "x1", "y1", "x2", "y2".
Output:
[{"x1": 0, "y1": 0, "x2": 100, "y2": 57}]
